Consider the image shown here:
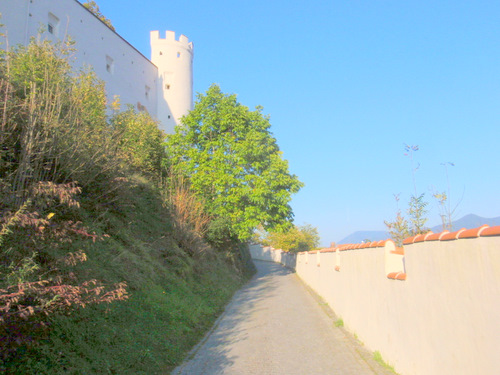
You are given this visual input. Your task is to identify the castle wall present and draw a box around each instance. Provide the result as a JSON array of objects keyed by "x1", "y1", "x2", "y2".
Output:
[
  {"x1": 0, "y1": 0, "x2": 193, "y2": 134},
  {"x1": 252, "y1": 226, "x2": 500, "y2": 375}
]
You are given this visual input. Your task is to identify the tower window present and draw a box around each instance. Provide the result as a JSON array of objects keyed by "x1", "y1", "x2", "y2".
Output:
[
  {"x1": 145, "y1": 85, "x2": 150, "y2": 100},
  {"x1": 160, "y1": 51, "x2": 163, "y2": 55},
  {"x1": 165, "y1": 84, "x2": 170, "y2": 90},
  {"x1": 106, "y1": 55, "x2": 114, "y2": 74},
  {"x1": 177, "y1": 52, "x2": 180, "y2": 58},
  {"x1": 48, "y1": 13, "x2": 59, "y2": 36}
]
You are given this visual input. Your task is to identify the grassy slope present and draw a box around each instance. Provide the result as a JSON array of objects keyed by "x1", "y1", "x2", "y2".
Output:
[{"x1": 5, "y1": 179, "x2": 253, "y2": 374}]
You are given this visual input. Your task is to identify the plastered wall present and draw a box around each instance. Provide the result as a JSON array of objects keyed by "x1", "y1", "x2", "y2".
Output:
[
  {"x1": 249, "y1": 225, "x2": 500, "y2": 375},
  {"x1": 0, "y1": 0, "x2": 194, "y2": 134}
]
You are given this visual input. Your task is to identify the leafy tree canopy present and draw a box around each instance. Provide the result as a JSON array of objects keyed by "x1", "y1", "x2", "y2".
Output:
[
  {"x1": 262, "y1": 224, "x2": 320, "y2": 252},
  {"x1": 110, "y1": 105, "x2": 166, "y2": 182},
  {"x1": 166, "y1": 84, "x2": 303, "y2": 242}
]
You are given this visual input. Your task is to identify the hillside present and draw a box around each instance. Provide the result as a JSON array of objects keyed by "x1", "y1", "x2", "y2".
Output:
[{"x1": 1, "y1": 177, "x2": 254, "y2": 374}]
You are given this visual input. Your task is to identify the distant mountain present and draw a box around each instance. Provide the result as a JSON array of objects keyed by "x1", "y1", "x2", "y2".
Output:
[
  {"x1": 338, "y1": 230, "x2": 389, "y2": 244},
  {"x1": 338, "y1": 214, "x2": 500, "y2": 244},
  {"x1": 436, "y1": 214, "x2": 500, "y2": 232}
]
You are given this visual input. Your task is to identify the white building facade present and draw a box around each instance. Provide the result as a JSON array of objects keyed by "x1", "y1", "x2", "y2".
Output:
[{"x1": 0, "y1": 0, "x2": 193, "y2": 134}]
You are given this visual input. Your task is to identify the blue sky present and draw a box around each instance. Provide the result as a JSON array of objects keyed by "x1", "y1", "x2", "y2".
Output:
[{"x1": 96, "y1": 0, "x2": 499, "y2": 245}]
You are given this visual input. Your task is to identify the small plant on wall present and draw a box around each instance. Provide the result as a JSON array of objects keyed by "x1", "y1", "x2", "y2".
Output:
[{"x1": 385, "y1": 145, "x2": 429, "y2": 245}]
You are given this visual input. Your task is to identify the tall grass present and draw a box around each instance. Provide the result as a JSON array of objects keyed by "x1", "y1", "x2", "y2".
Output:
[{"x1": 2, "y1": 178, "x2": 248, "y2": 374}]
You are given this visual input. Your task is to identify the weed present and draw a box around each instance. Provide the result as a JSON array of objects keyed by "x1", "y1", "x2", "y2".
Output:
[
  {"x1": 335, "y1": 318, "x2": 344, "y2": 327},
  {"x1": 374, "y1": 350, "x2": 398, "y2": 373}
]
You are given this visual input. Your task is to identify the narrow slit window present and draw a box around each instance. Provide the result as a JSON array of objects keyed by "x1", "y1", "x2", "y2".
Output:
[
  {"x1": 106, "y1": 55, "x2": 114, "y2": 74},
  {"x1": 48, "y1": 13, "x2": 59, "y2": 36}
]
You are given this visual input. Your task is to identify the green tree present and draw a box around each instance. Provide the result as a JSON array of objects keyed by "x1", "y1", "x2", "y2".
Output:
[
  {"x1": 266, "y1": 224, "x2": 320, "y2": 252},
  {"x1": 407, "y1": 193, "x2": 428, "y2": 235},
  {"x1": 166, "y1": 84, "x2": 303, "y2": 242},
  {"x1": 82, "y1": 1, "x2": 115, "y2": 31},
  {"x1": 110, "y1": 105, "x2": 166, "y2": 182},
  {"x1": 384, "y1": 209, "x2": 410, "y2": 246}
]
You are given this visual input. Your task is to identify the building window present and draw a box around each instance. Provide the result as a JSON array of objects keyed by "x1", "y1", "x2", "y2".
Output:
[
  {"x1": 48, "y1": 13, "x2": 59, "y2": 36},
  {"x1": 145, "y1": 85, "x2": 150, "y2": 100},
  {"x1": 177, "y1": 52, "x2": 181, "y2": 58},
  {"x1": 106, "y1": 55, "x2": 114, "y2": 74},
  {"x1": 165, "y1": 84, "x2": 170, "y2": 90}
]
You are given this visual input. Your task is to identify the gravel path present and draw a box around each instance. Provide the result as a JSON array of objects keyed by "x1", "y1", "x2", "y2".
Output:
[{"x1": 172, "y1": 260, "x2": 393, "y2": 375}]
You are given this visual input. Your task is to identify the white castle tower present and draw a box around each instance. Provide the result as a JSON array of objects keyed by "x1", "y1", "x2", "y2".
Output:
[{"x1": 150, "y1": 30, "x2": 194, "y2": 134}]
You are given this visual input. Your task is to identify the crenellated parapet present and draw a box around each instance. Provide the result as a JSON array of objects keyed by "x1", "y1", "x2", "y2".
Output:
[{"x1": 150, "y1": 30, "x2": 194, "y2": 54}]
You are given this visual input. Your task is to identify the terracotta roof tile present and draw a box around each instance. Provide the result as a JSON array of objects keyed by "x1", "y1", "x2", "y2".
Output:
[
  {"x1": 441, "y1": 228, "x2": 466, "y2": 241},
  {"x1": 387, "y1": 272, "x2": 406, "y2": 280},
  {"x1": 403, "y1": 235, "x2": 418, "y2": 245},
  {"x1": 320, "y1": 248, "x2": 336, "y2": 253},
  {"x1": 414, "y1": 232, "x2": 434, "y2": 243},
  {"x1": 480, "y1": 225, "x2": 500, "y2": 237},
  {"x1": 426, "y1": 231, "x2": 449, "y2": 241},
  {"x1": 458, "y1": 225, "x2": 489, "y2": 238}
]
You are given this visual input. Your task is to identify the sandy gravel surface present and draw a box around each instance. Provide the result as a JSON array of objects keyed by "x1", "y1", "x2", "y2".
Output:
[{"x1": 172, "y1": 260, "x2": 394, "y2": 375}]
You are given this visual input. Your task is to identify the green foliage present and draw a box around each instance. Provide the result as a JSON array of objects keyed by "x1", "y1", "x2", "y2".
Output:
[
  {"x1": 373, "y1": 351, "x2": 398, "y2": 373},
  {"x1": 265, "y1": 224, "x2": 320, "y2": 252},
  {"x1": 433, "y1": 162, "x2": 461, "y2": 231},
  {"x1": 386, "y1": 144, "x2": 429, "y2": 245},
  {"x1": 384, "y1": 209, "x2": 410, "y2": 247},
  {"x1": 82, "y1": 1, "x2": 115, "y2": 31},
  {"x1": 407, "y1": 193, "x2": 428, "y2": 235},
  {"x1": 335, "y1": 318, "x2": 344, "y2": 327},
  {"x1": 5, "y1": 252, "x2": 40, "y2": 286},
  {"x1": 433, "y1": 191, "x2": 450, "y2": 230},
  {"x1": 111, "y1": 106, "x2": 166, "y2": 182},
  {"x1": 384, "y1": 193, "x2": 428, "y2": 246},
  {"x1": 166, "y1": 84, "x2": 303, "y2": 242},
  {"x1": 1, "y1": 38, "x2": 124, "y2": 203},
  {"x1": 1, "y1": 178, "x2": 250, "y2": 373}
]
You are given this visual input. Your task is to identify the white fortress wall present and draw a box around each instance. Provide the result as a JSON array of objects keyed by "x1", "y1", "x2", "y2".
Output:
[
  {"x1": 0, "y1": 0, "x2": 158, "y2": 117},
  {"x1": 0, "y1": 0, "x2": 194, "y2": 134},
  {"x1": 253, "y1": 228, "x2": 500, "y2": 375}
]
